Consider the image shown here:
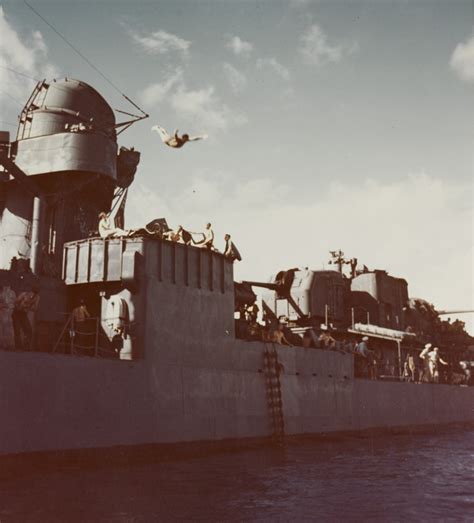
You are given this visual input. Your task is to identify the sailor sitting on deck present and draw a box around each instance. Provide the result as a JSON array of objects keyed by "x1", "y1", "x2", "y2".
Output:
[
  {"x1": 163, "y1": 226, "x2": 194, "y2": 245},
  {"x1": 163, "y1": 227, "x2": 183, "y2": 243},
  {"x1": 98, "y1": 212, "x2": 129, "y2": 239},
  {"x1": 192, "y1": 222, "x2": 214, "y2": 249},
  {"x1": 152, "y1": 124, "x2": 207, "y2": 149}
]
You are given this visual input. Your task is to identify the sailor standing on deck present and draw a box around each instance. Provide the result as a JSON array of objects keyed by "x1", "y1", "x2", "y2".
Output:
[
  {"x1": 12, "y1": 287, "x2": 40, "y2": 351},
  {"x1": 418, "y1": 343, "x2": 432, "y2": 383},
  {"x1": 426, "y1": 347, "x2": 448, "y2": 383},
  {"x1": 356, "y1": 336, "x2": 370, "y2": 358},
  {"x1": 71, "y1": 300, "x2": 91, "y2": 350},
  {"x1": 223, "y1": 234, "x2": 242, "y2": 261},
  {"x1": 459, "y1": 359, "x2": 472, "y2": 385}
]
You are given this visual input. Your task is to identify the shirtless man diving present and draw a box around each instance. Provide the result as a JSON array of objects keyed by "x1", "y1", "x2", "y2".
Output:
[{"x1": 152, "y1": 125, "x2": 207, "y2": 149}]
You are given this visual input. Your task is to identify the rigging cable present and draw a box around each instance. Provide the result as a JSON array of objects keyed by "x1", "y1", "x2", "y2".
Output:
[
  {"x1": 23, "y1": 0, "x2": 148, "y2": 118},
  {"x1": 0, "y1": 89, "x2": 24, "y2": 106},
  {"x1": 0, "y1": 64, "x2": 40, "y2": 82}
]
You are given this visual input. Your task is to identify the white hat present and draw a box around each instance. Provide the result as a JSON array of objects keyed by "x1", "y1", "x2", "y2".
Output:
[
  {"x1": 424, "y1": 343, "x2": 432, "y2": 349},
  {"x1": 362, "y1": 336, "x2": 369, "y2": 341}
]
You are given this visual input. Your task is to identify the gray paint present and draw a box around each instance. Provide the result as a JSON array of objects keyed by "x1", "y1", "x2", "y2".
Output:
[
  {"x1": 0, "y1": 78, "x2": 118, "y2": 273},
  {"x1": 15, "y1": 133, "x2": 117, "y2": 179},
  {"x1": 261, "y1": 269, "x2": 350, "y2": 324},
  {"x1": 0, "y1": 183, "x2": 33, "y2": 268},
  {"x1": 0, "y1": 342, "x2": 472, "y2": 456},
  {"x1": 16, "y1": 78, "x2": 117, "y2": 180},
  {"x1": 0, "y1": 237, "x2": 472, "y2": 456}
]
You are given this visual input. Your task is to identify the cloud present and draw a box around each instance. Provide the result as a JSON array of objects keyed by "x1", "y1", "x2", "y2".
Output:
[
  {"x1": 226, "y1": 36, "x2": 253, "y2": 58},
  {"x1": 256, "y1": 57, "x2": 290, "y2": 81},
  {"x1": 140, "y1": 69, "x2": 247, "y2": 133},
  {"x1": 140, "y1": 68, "x2": 184, "y2": 106},
  {"x1": 170, "y1": 85, "x2": 247, "y2": 132},
  {"x1": 0, "y1": 7, "x2": 58, "y2": 121},
  {"x1": 128, "y1": 28, "x2": 191, "y2": 58},
  {"x1": 450, "y1": 32, "x2": 474, "y2": 83},
  {"x1": 223, "y1": 62, "x2": 247, "y2": 93},
  {"x1": 299, "y1": 23, "x2": 357, "y2": 66},
  {"x1": 126, "y1": 173, "x2": 473, "y2": 334}
]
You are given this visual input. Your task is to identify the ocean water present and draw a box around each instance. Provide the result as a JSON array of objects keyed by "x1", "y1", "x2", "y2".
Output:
[{"x1": 0, "y1": 429, "x2": 473, "y2": 522}]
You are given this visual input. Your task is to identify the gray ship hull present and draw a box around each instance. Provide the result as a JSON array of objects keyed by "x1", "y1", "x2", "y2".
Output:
[{"x1": 1, "y1": 340, "x2": 472, "y2": 457}]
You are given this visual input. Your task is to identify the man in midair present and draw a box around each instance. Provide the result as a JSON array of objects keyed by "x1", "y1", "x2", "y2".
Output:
[{"x1": 152, "y1": 125, "x2": 207, "y2": 149}]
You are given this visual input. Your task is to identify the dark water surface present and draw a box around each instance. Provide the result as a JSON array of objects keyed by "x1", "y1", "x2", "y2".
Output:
[{"x1": 1, "y1": 429, "x2": 473, "y2": 522}]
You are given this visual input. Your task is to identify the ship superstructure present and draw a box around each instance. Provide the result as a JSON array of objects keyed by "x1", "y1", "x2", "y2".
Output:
[{"x1": 0, "y1": 79, "x2": 472, "y2": 458}]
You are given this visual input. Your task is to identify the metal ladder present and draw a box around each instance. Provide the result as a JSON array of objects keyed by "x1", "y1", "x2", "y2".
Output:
[
  {"x1": 263, "y1": 343, "x2": 285, "y2": 446},
  {"x1": 17, "y1": 80, "x2": 48, "y2": 140}
]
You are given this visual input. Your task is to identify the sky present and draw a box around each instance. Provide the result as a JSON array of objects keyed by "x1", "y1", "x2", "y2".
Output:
[{"x1": 0, "y1": 0, "x2": 473, "y2": 333}]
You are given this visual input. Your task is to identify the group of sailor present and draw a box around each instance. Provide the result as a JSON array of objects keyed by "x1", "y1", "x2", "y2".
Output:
[
  {"x1": 162, "y1": 222, "x2": 241, "y2": 261},
  {"x1": 0, "y1": 286, "x2": 40, "y2": 351},
  {"x1": 98, "y1": 213, "x2": 242, "y2": 262},
  {"x1": 236, "y1": 310, "x2": 472, "y2": 385}
]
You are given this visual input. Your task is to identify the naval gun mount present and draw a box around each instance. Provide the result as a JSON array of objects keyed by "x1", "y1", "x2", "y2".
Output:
[
  {"x1": 238, "y1": 266, "x2": 351, "y2": 330},
  {"x1": 0, "y1": 78, "x2": 141, "y2": 353}
]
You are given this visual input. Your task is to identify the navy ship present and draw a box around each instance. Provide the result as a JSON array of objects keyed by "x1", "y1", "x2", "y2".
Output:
[{"x1": 0, "y1": 79, "x2": 472, "y2": 457}]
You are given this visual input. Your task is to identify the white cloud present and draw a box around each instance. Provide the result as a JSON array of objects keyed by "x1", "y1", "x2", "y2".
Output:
[
  {"x1": 223, "y1": 62, "x2": 247, "y2": 93},
  {"x1": 226, "y1": 36, "x2": 253, "y2": 58},
  {"x1": 170, "y1": 85, "x2": 247, "y2": 132},
  {"x1": 126, "y1": 173, "x2": 473, "y2": 334},
  {"x1": 129, "y1": 28, "x2": 191, "y2": 58},
  {"x1": 256, "y1": 57, "x2": 290, "y2": 81},
  {"x1": 299, "y1": 23, "x2": 356, "y2": 66},
  {"x1": 140, "y1": 70, "x2": 247, "y2": 133},
  {"x1": 450, "y1": 32, "x2": 474, "y2": 83},
  {"x1": 140, "y1": 68, "x2": 184, "y2": 106},
  {"x1": 0, "y1": 7, "x2": 58, "y2": 121}
]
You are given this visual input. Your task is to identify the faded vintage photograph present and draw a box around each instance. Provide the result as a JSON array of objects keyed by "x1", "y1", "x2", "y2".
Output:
[{"x1": 0, "y1": 0, "x2": 473, "y2": 521}]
